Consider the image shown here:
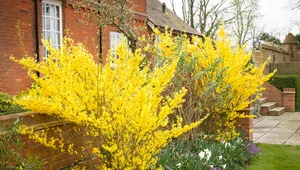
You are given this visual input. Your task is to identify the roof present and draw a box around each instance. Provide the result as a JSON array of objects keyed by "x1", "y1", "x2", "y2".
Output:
[
  {"x1": 147, "y1": 0, "x2": 200, "y2": 35},
  {"x1": 283, "y1": 33, "x2": 298, "y2": 44}
]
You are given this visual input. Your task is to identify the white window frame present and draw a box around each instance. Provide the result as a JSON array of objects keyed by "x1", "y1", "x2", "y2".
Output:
[{"x1": 42, "y1": 0, "x2": 63, "y2": 58}]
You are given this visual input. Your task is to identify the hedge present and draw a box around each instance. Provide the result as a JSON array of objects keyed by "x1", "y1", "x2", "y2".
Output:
[{"x1": 268, "y1": 75, "x2": 300, "y2": 111}]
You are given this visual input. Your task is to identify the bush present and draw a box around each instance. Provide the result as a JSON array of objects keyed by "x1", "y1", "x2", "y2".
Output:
[
  {"x1": 154, "y1": 27, "x2": 273, "y2": 140},
  {"x1": 157, "y1": 135, "x2": 258, "y2": 170},
  {"x1": 0, "y1": 120, "x2": 43, "y2": 169},
  {"x1": 12, "y1": 38, "x2": 204, "y2": 169},
  {"x1": 0, "y1": 92, "x2": 26, "y2": 115},
  {"x1": 268, "y1": 75, "x2": 300, "y2": 111}
]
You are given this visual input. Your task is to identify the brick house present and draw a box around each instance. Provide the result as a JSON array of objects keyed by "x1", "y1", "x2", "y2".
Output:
[{"x1": 0, "y1": 0, "x2": 199, "y2": 96}]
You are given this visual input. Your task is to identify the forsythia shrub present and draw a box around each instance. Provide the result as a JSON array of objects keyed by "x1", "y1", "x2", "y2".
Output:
[
  {"x1": 12, "y1": 38, "x2": 204, "y2": 169},
  {"x1": 153, "y1": 27, "x2": 274, "y2": 140}
]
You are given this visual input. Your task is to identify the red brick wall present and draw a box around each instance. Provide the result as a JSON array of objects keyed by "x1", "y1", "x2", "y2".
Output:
[
  {"x1": 64, "y1": 3, "x2": 100, "y2": 62},
  {"x1": 262, "y1": 82, "x2": 283, "y2": 106},
  {"x1": 283, "y1": 88, "x2": 295, "y2": 112},
  {"x1": 0, "y1": 0, "x2": 36, "y2": 96},
  {"x1": 0, "y1": 112, "x2": 78, "y2": 169},
  {"x1": 131, "y1": 0, "x2": 146, "y2": 13},
  {"x1": 263, "y1": 82, "x2": 296, "y2": 111},
  {"x1": 236, "y1": 107, "x2": 254, "y2": 141}
]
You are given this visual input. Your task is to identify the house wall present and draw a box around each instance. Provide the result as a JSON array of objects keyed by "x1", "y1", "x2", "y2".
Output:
[
  {"x1": 0, "y1": 0, "x2": 147, "y2": 96},
  {"x1": 0, "y1": 0, "x2": 36, "y2": 96}
]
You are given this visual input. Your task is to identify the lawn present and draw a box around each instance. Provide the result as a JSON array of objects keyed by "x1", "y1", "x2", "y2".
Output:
[{"x1": 247, "y1": 143, "x2": 300, "y2": 170}]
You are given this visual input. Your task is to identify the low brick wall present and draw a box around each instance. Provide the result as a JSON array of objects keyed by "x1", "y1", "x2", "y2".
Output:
[
  {"x1": 1, "y1": 110, "x2": 256, "y2": 169},
  {"x1": 0, "y1": 112, "x2": 78, "y2": 170},
  {"x1": 236, "y1": 107, "x2": 254, "y2": 141},
  {"x1": 283, "y1": 88, "x2": 296, "y2": 112},
  {"x1": 263, "y1": 82, "x2": 283, "y2": 106},
  {"x1": 263, "y1": 82, "x2": 295, "y2": 112}
]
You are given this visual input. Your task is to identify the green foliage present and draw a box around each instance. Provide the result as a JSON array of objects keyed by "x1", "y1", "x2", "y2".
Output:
[
  {"x1": 0, "y1": 93, "x2": 26, "y2": 115},
  {"x1": 0, "y1": 121, "x2": 43, "y2": 169},
  {"x1": 157, "y1": 135, "x2": 249, "y2": 170},
  {"x1": 259, "y1": 32, "x2": 281, "y2": 45},
  {"x1": 268, "y1": 75, "x2": 300, "y2": 110},
  {"x1": 247, "y1": 144, "x2": 300, "y2": 170}
]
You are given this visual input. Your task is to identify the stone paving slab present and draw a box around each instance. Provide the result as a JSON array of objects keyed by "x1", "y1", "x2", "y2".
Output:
[{"x1": 253, "y1": 112, "x2": 300, "y2": 145}]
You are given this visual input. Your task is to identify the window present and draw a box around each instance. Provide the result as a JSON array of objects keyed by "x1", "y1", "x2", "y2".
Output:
[
  {"x1": 110, "y1": 31, "x2": 123, "y2": 55},
  {"x1": 42, "y1": 0, "x2": 62, "y2": 58},
  {"x1": 110, "y1": 31, "x2": 123, "y2": 68}
]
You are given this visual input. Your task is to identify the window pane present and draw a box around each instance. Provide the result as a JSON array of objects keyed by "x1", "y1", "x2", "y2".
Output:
[
  {"x1": 51, "y1": 32, "x2": 55, "y2": 44},
  {"x1": 46, "y1": 18, "x2": 50, "y2": 30},
  {"x1": 56, "y1": 6, "x2": 60, "y2": 18},
  {"x1": 45, "y1": 4, "x2": 50, "y2": 16},
  {"x1": 45, "y1": 31, "x2": 49, "y2": 40},
  {"x1": 50, "y1": 18, "x2": 55, "y2": 31},
  {"x1": 54, "y1": 33, "x2": 57, "y2": 45},
  {"x1": 42, "y1": 3, "x2": 45, "y2": 15},
  {"x1": 57, "y1": 33, "x2": 60, "y2": 45},
  {"x1": 42, "y1": 17, "x2": 45, "y2": 30},
  {"x1": 50, "y1": 5, "x2": 55, "y2": 17},
  {"x1": 56, "y1": 19, "x2": 60, "y2": 31}
]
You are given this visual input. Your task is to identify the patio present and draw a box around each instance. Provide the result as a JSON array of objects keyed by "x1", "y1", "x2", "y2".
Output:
[{"x1": 253, "y1": 112, "x2": 300, "y2": 145}]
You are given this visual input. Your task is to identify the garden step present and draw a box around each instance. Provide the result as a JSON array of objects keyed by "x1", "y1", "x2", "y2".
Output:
[
  {"x1": 260, "y1": 102, "x2": 277, "y2": 115},
  {"x1": 269, "y1": 107, "x2": 286, "y2": 116},
  {"x1": 258, "y1": 98, "x2": 267, "y2": 104}
]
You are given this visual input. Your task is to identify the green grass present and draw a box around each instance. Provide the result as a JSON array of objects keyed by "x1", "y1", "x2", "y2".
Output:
[{"x1": 247, "y1": 143, "x2": 300, "y2": 170}]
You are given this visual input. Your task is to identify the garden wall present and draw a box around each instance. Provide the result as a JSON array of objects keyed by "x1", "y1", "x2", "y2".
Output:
[
  {"x1": 269, "y1": 62, "x2": 300, "y2": 75},
  {"x1": 0, "y1": 112, "x2": 78, "y2": 170},
  {"x1": 236, "y1": 107, "x2": 254, "y2": 141},
  {"x1": 1, "y1": 111, "x2": 255, "y2": 169},
  {"x1": 262, "y1": 82, "x2": 295, "y2": 112}
]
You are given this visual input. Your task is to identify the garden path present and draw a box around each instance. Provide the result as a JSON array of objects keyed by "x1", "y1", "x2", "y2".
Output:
[{"x1": 253, "y1": 112, "x2": 300, "y2": 145}]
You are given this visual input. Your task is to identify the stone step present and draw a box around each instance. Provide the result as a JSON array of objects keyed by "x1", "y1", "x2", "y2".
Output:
[
  {"x1": 260, "y1": 102, "x2": 277, "y2": 115},
  {"x1": 269, "y1": 107, "x2": 286, "y2": 116},
  {"x1": 258, "y1": 98, "x2": 267, "y2": 104}
]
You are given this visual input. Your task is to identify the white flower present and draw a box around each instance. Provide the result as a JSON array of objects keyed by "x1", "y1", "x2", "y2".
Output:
[
  {"x1": 223, "y1": 164, "x2": 227, "y2": 169},
  {"x1": 209, "y1": 165, "x2": 214, "y2": 168},
  {"x1": 204, "y1": 148, "x2": 211, "y2": 160},
  {"x1": 225, "y1": 142, "x2": 231, "y2": 148},
  {"x1": 218, "y1": 155, "x2": 223, "y2": 160},
  {"x1": 176, "y1": 163, "x2": 182, "y2": 168},
  {"x1": 199, "y1": 151, "x2": 205, "y2": 159},
  {"x1": 206, "y1": 151, "x2": 211, "y2": 160}
]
